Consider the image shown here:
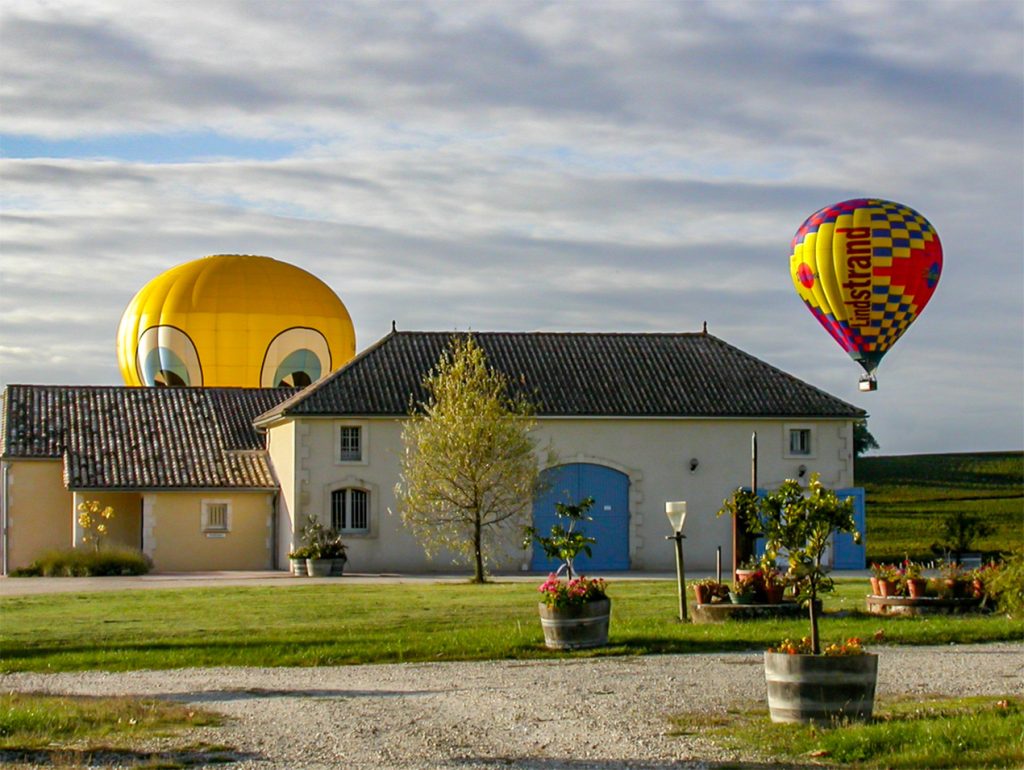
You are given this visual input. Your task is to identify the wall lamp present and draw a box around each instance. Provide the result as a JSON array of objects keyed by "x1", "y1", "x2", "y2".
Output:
[
  {"x1": 798, "y1": 464, "x2": 808, "y2": 478},
  {"x1": 689, "y1": 458, "x2": 699, "y2": 473}
]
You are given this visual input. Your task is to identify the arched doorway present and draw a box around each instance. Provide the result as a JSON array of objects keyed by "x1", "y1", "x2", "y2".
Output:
[{"x1": 531, "y1": 463, "x2": 630, "y2": 572}]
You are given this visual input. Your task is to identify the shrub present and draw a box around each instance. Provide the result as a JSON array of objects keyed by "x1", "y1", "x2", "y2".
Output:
[
  {"x1": 986, "y1": 549, "x2": 1024, "y2": 618},
  {"x1": 18, "y1": 546, "x2": 152, "y2": 577}
]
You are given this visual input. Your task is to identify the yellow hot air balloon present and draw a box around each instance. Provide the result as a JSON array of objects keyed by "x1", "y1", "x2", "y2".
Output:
[
  {"x1": 790, "y1": 198, "x2": 943, "y2": 391},
  {"x1": 117, "y1": 255, "x2": 356, "y2": 387}
]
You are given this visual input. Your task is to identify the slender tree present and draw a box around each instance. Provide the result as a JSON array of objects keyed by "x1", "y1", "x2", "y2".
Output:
[{"x1": 395, "y1": 335, "x2": 544, "y2": 583}]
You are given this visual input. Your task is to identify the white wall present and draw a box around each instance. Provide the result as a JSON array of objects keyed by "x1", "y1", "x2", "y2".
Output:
[{"x1": 267, "y1": 416, "x2": 853, "y2": 573}]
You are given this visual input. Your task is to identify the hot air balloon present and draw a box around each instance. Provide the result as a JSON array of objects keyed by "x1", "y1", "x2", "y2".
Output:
[
  {"x1": 117, "y1": 255, "x2": 356, "y2": 388},
  {"x1": 789, "y1": 199, "x2": 942, "y2": 391}
]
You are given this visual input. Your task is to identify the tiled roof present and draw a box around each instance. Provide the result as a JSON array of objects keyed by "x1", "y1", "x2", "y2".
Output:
[
  {"x1": 1, "y1": 385, "x2": 292, "y2": 490},
  {"x1": 259, "y1": 331, "x2": 864, "y2": 420}
]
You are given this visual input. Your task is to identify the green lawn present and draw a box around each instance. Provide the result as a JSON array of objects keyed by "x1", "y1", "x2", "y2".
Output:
[
  {"x1": 1, "y1": 580, "x2": 1020, "y2": 672},
  {"x1": 858, "y1": 451, "x2": 1023, "y2": 563}
]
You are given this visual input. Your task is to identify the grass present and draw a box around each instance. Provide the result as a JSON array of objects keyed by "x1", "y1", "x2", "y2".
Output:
[
  {"x1": 858, "y1": 451, "x2": 1023, "y2": 563},
  {"x1": 672, "y1": 695, "x2": 1024, "y2": 769},
  {"x1": 0, "y1": 692, "x2": 232, "y2": 769},
  {"x1": 1, "y1": 580, "x2": 1020, "y2": 672}
]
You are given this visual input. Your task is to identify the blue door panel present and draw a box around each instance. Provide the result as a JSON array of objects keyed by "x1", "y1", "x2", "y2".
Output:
[
  {"x1": 531, "y1": 463, "x2": 630, "y2": 572},
  {"x1": 753, "y1": 486, "x2": 866, "y2": 570}
]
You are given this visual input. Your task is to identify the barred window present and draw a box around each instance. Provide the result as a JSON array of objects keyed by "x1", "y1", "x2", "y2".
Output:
[
  {"x1": 339, "y1": 426, "x2": 362, "y2": 461},
  {"x1": 331, "y1": 488, "x2": 369, "y2": 533},
  {"x1": 201, "y1": 501, "x2": 230, "y2": 532}
]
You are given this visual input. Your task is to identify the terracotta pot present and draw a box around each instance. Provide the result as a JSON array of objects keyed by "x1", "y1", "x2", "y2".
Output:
[
  {"x1": 765, "y1": 584, "x2": 785, "y2": 604},
  {"x1": 972, "y1": 578, "x2": 985, "y2": 599},
  {"x1": 906, "y1": 577, "x2": 927, "y2": 598},
  {"x1": 693, "y1": 584, "x2": 711, "y2": 605},
  {"x1": 877, "y1": 578, "x2": 896, "y2": 597},
  {"x1": 869, "y1": 576, "x2": 880, "y2": 596}
]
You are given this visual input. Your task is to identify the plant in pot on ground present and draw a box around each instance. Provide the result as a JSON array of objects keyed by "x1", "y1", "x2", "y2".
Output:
[
  {"x1": 723, "y1": 473, "x2": 875, "y2": 724},
  {"x1": 299, "y1": 515, "x2": 347, "y2": 577},
  {"x1": 524, "y1": 496, "x2": 610, "y2": 650}
]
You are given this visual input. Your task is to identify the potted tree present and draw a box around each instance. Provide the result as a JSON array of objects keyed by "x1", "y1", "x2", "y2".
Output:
[
  {"x1": 298, "y1": 515, "x2": 346, "y2": 577},
  {"x1": 524, "y1": 497, "x2": 610, "y2": 650},
  {"x1": 726, "y1": 473, "x2": 877, "y2": 724}
]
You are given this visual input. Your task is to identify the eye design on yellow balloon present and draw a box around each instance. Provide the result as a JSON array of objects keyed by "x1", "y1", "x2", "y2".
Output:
[
  {"x1": 136, "y1": 326, "x2": 203, "y2": 387},
  {"x1": 261, "y1": 328, "x2": 331, "y2": 387}
]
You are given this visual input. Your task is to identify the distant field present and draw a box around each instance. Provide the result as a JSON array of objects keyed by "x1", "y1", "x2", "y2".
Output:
[{"x1": 857, "y1": 451, "x2": 1023, "y2": 563}]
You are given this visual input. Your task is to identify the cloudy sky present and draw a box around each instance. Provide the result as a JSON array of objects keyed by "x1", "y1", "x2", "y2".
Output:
[{"x1": 2, "y1": 0, "x2": 1021, "y2": 456}]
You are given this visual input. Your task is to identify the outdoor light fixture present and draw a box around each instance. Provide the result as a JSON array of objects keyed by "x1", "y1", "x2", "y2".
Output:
[
  {"x1": 798, "y1": 464, "x2": 808, "y2": 478},
  {"x1": 689, "y1": 458, "x2": 699, "y2": 473},
  {"x1": 665, "y1": 501, "x2": 688, "y2": 621}
]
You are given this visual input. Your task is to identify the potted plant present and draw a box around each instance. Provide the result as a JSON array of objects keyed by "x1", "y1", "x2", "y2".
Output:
[
  {"x1": 940, "y1": 560, "x2": 970, "y2": 598},
  {"x1": 727, "y1": 473, "x2": 877, "y2": 724},
  {"x1": 288, "y1": 546, "x2": 311, "y2": 576},
  {"x1": 903, "y1": 559, "x2": 927, "y2": 598},
  {"x1": 320, "y1": 533, "x2": 348, "y2": 576},
  {"x1": 524, "y1": 497, "x2": 610, "y2": 650},
  {"x1": 692, "y1": 577, "x2": 722, "y2": 605},
  {"x1": 762, "y1": 565, "x2": 787, "y2": 604},
  {"x1": 872, "y1": 563, "x2": 900, "y2": 597},
  {"x1": 298, "y1": 515, "x2": 339, "y2": 577},
  {"x1": 729, "y1": 572, "x2": 758, "y2": 604}
]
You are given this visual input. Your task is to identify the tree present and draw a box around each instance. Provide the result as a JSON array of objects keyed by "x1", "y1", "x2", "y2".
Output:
[
  {"x1": 395, "y1": 335, "x2": 544, "y2": 583},
  {"x1": 853, "y1": 419, "x2": 879, "y2": 457},
  {"x1": 720, "y1": 474, "x2": 859, "y2": 654}
]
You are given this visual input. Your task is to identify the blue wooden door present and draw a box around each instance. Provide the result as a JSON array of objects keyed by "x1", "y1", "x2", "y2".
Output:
[
  {"x1": 531, "y1": 463, "x2": 630, "y2": 572},
  {"x1": 833, "y1": 488, "x2": 866, "y2": 569}
]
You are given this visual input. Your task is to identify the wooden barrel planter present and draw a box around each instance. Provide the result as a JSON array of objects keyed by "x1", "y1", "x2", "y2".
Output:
[
  {"x1": 764, "y1": 652, "x2": 878, "y2": 724},
  {"x1": 538, "y1": 599, "x2": 611, "y2": 650}
]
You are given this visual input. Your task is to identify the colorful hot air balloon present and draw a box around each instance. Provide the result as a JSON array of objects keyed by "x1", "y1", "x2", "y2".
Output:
[
  {"x1": 117, "y1": 255, "x2": 356, "y2": 388},
  {"x1": 789, "y1": 198, "x2": 942, "y2": 390}
]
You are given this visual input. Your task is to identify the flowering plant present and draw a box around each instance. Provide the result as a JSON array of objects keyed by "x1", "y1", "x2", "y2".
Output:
[
  {"x1": 870, "y1": 562, "x2": 900, "y2": 581},
  {"x1": 902, "y1": 559, "x2": 924, "y2": 580},
  {"x1": 77, "y1": 500, "x2": 115, "y2": 552},
  {"x1": 538, "y1": 573, "x2": 607, "y2": 609},
  {"x1": 733, "y1": 572, "x2": 760, "y2": 596},
  {"x1": 769, "y1": 636, "x2": 865, "y2": 656}
]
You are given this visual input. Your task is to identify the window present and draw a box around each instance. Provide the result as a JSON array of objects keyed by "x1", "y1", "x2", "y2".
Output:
[
  {"x1": 201, "y1": 500, "x2": 231, "y2": 533},
  {"x1": 789, "y1": 428, "x2": 812, "y2": 456},
  {"x1": 339, "y1": 426, "x2": 362, "y2": 461},
  {"x1": 331, "y1": 488, "x2": 369, "y2": 533}
]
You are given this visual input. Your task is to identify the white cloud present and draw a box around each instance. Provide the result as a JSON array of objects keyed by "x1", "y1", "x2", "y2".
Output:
[{"x1": 0, "y1": 0, "x2": 1021, "y2": 454}]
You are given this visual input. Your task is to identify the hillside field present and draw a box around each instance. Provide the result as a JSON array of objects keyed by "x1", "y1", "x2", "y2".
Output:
[{"x1": 856, "y1": 451, "x2": 1023, "y2": 563}]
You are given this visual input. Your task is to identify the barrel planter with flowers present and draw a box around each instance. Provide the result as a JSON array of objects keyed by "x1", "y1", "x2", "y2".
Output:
[
  {"x1": 764, "y1": 638, "x2": 878, "y2": 723},
  {"x1": 525, "y1": 496, "x2": 611, "y2": 650}
]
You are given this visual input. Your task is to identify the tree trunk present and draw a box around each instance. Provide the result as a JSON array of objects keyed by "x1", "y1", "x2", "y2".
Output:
[
  {"x1": 808, "y1": 576, "x2": 820, "y2": 655},
  {"x1": 472, "y1": 515, "x2": 485, "y2": 583}
]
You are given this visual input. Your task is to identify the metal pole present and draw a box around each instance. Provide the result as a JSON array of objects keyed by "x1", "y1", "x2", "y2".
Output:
[
  {"x1": 672, "y1": 532, "x2": 688, "y2": 621},
  {"x1": 716, "y1": 545, "x2": 722, "y2": 584}
]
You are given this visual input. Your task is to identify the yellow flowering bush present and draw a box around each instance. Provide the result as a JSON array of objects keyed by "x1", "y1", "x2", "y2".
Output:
[{"x1": 77, "y1": 500, "x2": 115, "y2": 551}]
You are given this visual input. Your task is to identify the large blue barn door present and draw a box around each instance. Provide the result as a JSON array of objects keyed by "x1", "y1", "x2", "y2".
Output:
[{"x1": 531, "y1": 463, "x2": 630, "y2": 572}]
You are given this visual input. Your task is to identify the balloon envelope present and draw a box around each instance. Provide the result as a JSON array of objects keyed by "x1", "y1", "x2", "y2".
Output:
[
  {"x1": 789, "y1": 198, "x2": 942, "y2": 379},
  {"x1": 117, "y1": 255, "x2": 356, "y2": 388}
]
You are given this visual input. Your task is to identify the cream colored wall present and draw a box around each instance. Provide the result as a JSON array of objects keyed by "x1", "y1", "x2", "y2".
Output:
[
  {"x1": 266, "y1": 420, "x2": 297, "y2": 567},
  {"x1": 272, "y1": 416, "x2": 853, "y2": 574},
  {"x1": 71, "y1": 491, "x2": 142, "y2": 551},
  {"x1": 143, "y1": 491, "x2": 274, "y2": 571},
  {"x1": 2, "y1": 459, "x2": 72, "y2": 572}
]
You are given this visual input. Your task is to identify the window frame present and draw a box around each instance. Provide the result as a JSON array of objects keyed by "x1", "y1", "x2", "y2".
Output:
[
  {"x1": 330, "y1": 487, "x2": 370, "y2": 534},
  {"x1": 323, "y1": 476, "x2": 378, "y2": 539},
  {"x1": 201, "y1": 499, "x2": 232, "y2": 534},
  {"x1": 783, "y1": 423, "x2": 817, "y2": 459},
  {"x1": 335, "y1": 421, "x2": 368, "y2": 465}
]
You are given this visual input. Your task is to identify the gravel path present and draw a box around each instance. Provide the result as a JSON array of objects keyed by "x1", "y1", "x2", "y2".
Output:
[{"x1": 4, "y1": 643, "x2": 1022, "y2": 769}]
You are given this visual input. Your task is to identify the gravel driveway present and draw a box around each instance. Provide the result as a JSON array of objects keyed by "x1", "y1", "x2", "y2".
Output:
[{"x1": 4, "y1": 643, "x2": 1022, "y2": 769}]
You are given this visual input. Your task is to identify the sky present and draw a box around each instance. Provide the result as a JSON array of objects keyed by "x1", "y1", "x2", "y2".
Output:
[{"x1": 1, "y1": 0, "x2": 1022, "y2": 456}]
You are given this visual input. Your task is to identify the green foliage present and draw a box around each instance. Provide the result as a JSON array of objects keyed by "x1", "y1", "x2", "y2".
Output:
[
  {"x1": 12, "y1": 546, "x2": 151, "y2": 577},
  {"x1": 721, "y1": 473, "x2": 859, "y2": 654},
  {"x1": 523, "y1": 496, "x2": 595, "y2": 578},
  {"x1": 931, "y1": 510, "x2": 995, "y2": 560},
  {"x1": 673, "y1": 696, "x2": 1024, "y2": 769},
  {"x1": 395, "y1": 335, "x2": 545, "y2": 582},
  {"x1": 853, "y1": 419, "x2": 879, "y2": 457},
  {"x1": 76, "y1": 499, "x2": 115, "y2": 552},
  {"x1": 2, "y1": 580, "x2": 1019, "y2": 672},
  {"x1": 987, "y1": 549, "x2": 1024, "y2": 618},
  {"x1": 858, "y1": 452, "x2": 1022, "y2": 562},
  {"x1": 298, "y1": 514, "x2": 346, "y2": 559}
]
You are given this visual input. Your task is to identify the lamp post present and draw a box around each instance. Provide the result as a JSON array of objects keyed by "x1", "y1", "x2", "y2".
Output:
[{"x1": 665, "y1": 501, "x2": 688, "y2": 621}]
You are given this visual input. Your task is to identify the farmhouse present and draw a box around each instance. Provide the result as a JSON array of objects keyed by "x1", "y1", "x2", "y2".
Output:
[{"x1": 1, "y1": 329, "x2": 866, "y2": 575}]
